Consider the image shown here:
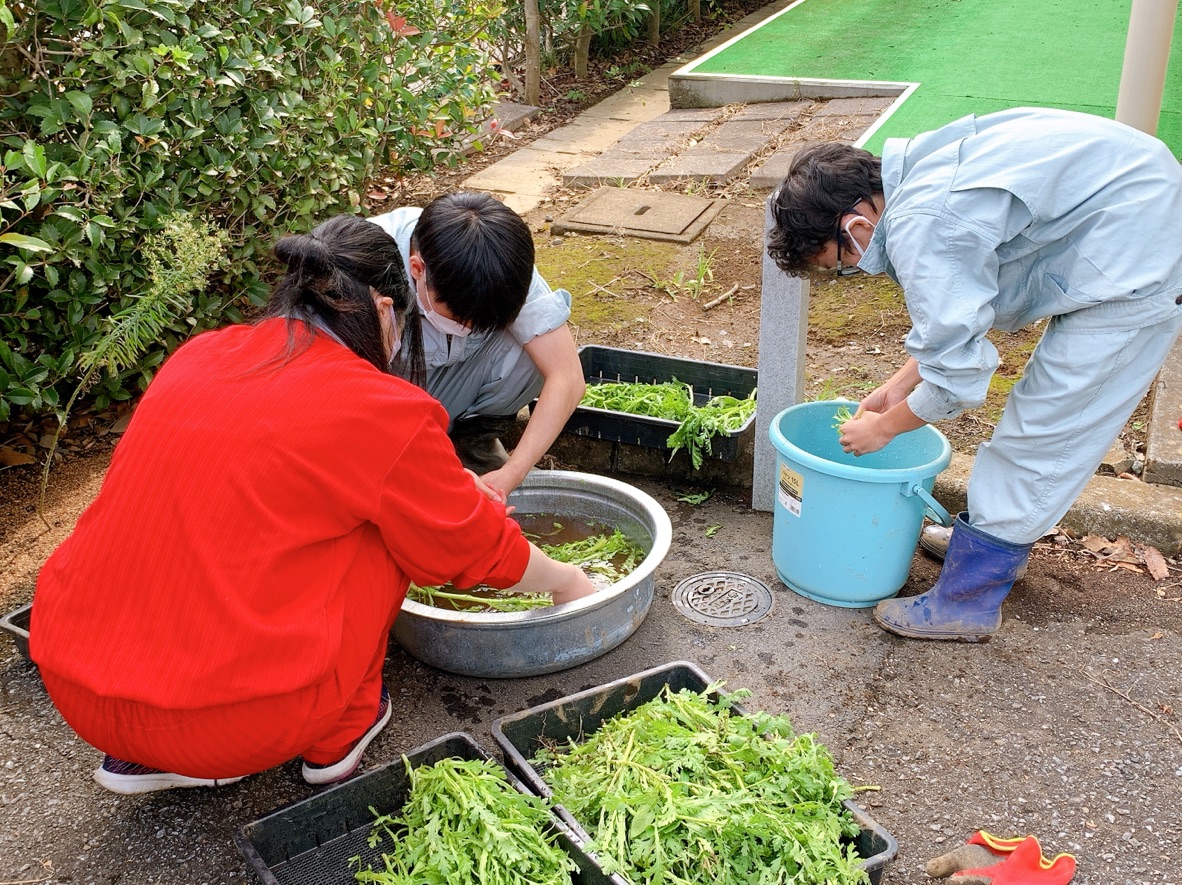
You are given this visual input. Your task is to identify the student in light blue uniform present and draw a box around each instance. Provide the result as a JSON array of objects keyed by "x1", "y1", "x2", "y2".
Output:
[
  {"x1": 769, "y1": 107, "x2": 1182, "y2": 642},
  {"x1": 369, "y1": 193, "x2": 584, "y2": 495}
]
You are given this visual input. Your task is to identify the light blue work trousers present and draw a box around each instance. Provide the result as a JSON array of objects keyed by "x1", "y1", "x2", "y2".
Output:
[{"x1": 969, "y1": 293, "x2": 1182, "y2": 545}]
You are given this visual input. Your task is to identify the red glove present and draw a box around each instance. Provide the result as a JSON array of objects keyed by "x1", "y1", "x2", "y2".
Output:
[{"x1": 928, "y1": 832, "x2": 1076, "y2": 885}]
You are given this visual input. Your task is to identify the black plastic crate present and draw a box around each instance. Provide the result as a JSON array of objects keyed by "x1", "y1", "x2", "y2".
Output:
[
  {"x1": 0, "y1": 603, "x2": 31, "y2": 661},
  {"x1": 567, "y1": 346, "x2": 757, "y2": 461},
  {"x1": 492, "y1": 660, "x2": 898, "y2": 885},
  {"x1": 234, "y1": 731, "x2": 620, "y2": 885}
]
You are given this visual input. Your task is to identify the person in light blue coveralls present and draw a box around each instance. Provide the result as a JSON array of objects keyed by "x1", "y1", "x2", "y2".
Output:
[
  {"x1": 369, "y1": 193, "x2": 584, "y2": 496},
  {"x1": 768, "y1": 107, "x2": 1182, "y2": 642}
]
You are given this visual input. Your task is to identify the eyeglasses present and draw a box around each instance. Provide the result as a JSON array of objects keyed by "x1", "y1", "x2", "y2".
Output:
[{"x1": 834, "y1": 200, "x2": 864, "y2": 277}]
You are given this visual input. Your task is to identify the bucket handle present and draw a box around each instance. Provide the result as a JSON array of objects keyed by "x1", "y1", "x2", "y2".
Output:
[{"x1": 903, "y1": 483, "x2": 952, "y2": 527}]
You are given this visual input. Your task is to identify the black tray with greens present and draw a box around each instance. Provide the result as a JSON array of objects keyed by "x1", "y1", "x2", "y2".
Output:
[
  {"x1": 565, "y1": 346, "x2": 757, "y2": 466},
  {"x1": 235, "y1": 731, "x2": 622, "y2": 885},
  {"x1": 491, "y1": 660, "x2": 897, "y2": 885}
]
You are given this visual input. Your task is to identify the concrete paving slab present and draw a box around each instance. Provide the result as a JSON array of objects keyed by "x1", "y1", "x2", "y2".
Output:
[
  {"x1": 1143, "y1": 341, "x2": 1182, "y2": 486},
  {"x1": 648, "y1": 151, "x2": 750, "y2": 185},
  {"x1": 608, "y1": 135, "x2": 697, "y2": 158},
  {"x1": 811, "y1": 96, "x2": 897, "y2": 118},
  {"x1": 488, "y1": 99, "x2": 541, "y2": 132},
  {"x1": 563, "y1": 156, "x2": 659, "y2": 188},
  {"x1": 731, "y1": 100, "x2": 812, "y2": 122},
  {"x1": 615, "y1": 118, "x2": 709, "y2": 144},
  {"x1": 462, "y1": 147, "x2": 561, "y2": 194},
  {"x1": 660, "y1": 107, "x2": 731, "y2": 123},
  {"x1": 1098, "y1": 440, "x2": 1135, "y2": 477},
  {"x1": 697, "y1": 118, "x2": 791, "y2": 152},
  {"x1": 526, "y1": 118, "x2": 639, "y2": 155},
  {"x1": 580, "y1": 85, "x2": 672, "y2": 122},
  {"x1": 747, "y1": 141, "x2": 821, "y2": 189}
]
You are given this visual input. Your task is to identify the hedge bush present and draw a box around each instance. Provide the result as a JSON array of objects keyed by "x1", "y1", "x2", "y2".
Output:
[{"x1": 0, "y1": 0, "x2": 502, "y2": 424}]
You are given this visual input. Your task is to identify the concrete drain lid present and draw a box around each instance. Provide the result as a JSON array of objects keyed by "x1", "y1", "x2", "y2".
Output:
[
  {"x1": 671, "y1": 572, "x2": 774, "y2": 627},
  {"x1": 551, "y1": 188, "x2": 724, "y2": 244}
]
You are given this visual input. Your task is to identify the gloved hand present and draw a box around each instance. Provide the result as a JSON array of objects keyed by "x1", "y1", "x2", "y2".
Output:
[{"x1": 927, "y1": 831, "x2": 1076, "y2": 884}]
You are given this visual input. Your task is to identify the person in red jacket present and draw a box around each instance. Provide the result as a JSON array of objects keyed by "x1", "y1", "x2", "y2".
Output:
[{"x1": 30, "y1": 214, "x2": 596, "y2": 795}]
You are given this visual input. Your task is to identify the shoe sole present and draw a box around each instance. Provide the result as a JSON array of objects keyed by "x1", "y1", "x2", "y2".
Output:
[
  {"x1": 94, "y1": 769, "x2": 245, "y2": 795},
  {"x1": 872, "y1": 609, "x2": 995, "y2": 643},
  {"x1": 302, "y1": 698, "x2": 393, "y2": 786}
]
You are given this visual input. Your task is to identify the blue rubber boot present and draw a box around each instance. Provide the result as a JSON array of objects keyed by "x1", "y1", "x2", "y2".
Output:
[{"x1": 873, "y1": 513, "x2": 1032, "y2": 642}]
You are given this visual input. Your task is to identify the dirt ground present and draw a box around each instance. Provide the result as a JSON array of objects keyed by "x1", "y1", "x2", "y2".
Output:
[{"x1": 2, "y1": 8, "x2": 1181, "y2": 883}]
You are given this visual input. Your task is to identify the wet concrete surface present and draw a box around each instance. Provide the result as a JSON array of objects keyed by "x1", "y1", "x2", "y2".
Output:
[{"x1": 2, "y1": 476, "x2": 1180, "y2": 884}]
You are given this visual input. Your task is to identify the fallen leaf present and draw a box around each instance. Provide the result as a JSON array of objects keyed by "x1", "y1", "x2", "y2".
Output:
[
  {"x1": 1110, "y1": 561, "x2": 1143, "y2": 573},
  {"x1": 111, "y1": 414, "x2": 132, "y2": 433},
  {"x1": 1081, "y1": 535, "x2": 1110, "y2": 553},
  {"x1": 1141, "y1": 546, "x2": 1170, "y2": 581},
  {"x1": 1150, "y1": 632, "x2": 1164, "y2": 640},
  {"x1": 0, "y1": 445, "x2": 36, "y2": 466}
]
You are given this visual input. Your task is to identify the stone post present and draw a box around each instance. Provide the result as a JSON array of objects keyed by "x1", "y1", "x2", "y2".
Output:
[{"x1": 752, "y1": 197, "x2": 809, "y2": 511}]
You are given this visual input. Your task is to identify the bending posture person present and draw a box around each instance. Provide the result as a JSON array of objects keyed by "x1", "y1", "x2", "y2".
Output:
[
  {"x1": 31, "y1": 215, "x2": 596, "y2": 795},
  {"x1": 368, "y1": 192, "x2": 585, "y2": 495},
  {"x1": 769, "y1": 107, "x2": 1182, "y2": 642}
]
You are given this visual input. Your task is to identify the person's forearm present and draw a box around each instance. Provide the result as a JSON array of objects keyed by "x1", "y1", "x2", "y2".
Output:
[
  {"x1": 886, "y1": 357, "x2": 922, "y2": 396},
  {"x1": 502, "y1": 373, "x2": 585, "y2": 486},
  {"x1": 508, "y1": 543, "x2": 595, "y2": 603},
  {"x1": 881, "y1": 398, "x2": 926, "y2": 437}
]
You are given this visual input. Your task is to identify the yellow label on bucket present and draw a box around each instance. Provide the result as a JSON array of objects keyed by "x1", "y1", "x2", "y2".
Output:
[{"x1": 778, "y1": 464, "x2": 803, "y2": 517}]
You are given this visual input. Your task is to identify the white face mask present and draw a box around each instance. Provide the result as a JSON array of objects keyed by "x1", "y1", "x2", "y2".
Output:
[
  {"x1": 419, "y1": 286, "x2": 471, "y2": 338},
  {"x1": 842, "y1": 215, "x2": 875, "y2": 258},
  {"x1": 387, "y1": 302, "x2": 402, "y2": 357}
]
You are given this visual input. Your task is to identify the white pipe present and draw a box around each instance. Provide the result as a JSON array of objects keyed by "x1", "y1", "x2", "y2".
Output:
[{"x1": 1116, "y1": 0, "x2": 1179, "y2": 135}]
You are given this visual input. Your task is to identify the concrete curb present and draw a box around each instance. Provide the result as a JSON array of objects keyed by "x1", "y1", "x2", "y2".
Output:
[{"x1": 932, "y1": 453, "x2": 1182, "y2": 554}]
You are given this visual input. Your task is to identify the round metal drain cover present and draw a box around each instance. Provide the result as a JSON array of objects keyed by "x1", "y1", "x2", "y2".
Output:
[{"x1": 671, "y1": 572, "x2": 774, "y2": 627}]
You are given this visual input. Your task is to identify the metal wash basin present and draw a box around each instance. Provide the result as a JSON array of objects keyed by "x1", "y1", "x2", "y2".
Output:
[{"x1": 392, "y1": 470, "x2": 673, "y2": 678}]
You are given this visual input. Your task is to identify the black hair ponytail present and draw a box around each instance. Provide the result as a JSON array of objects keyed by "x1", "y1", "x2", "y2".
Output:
[{"x1": 264, "y1": 215, "x2": 425, "y2": 383}]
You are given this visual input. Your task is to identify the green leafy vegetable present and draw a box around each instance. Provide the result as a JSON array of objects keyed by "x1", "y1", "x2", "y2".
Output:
[
  {"x1": 355, "y1": 756, "x2": 576, "y2": 885},
  {"x1": 540, "y1": 527, "x2": 643, "y2": 579},
  {"x1": 833, "y1": 405, "x2": 854, "y2": 434},
  {"x1": 580, "y1": 381, "x2": 757, "y2": 469},
  {"x1": 580, "y1": 381, "x2": 694, "y2": 421},
  {"x1": 676, "y1": 489, "x2": 712, "y2": 505},
  {"x1": 668, "y1": 393, "x2": 758, "y2": 469},
  {"x1": 408, "y1": 528, "x2": 645, "y2": 612},
  {"x1": 534, "y1": 686, "x2": 869, "y2": 885},
  {"x1": 407, "y1": 584, "x2": 551, "y2": 612}
]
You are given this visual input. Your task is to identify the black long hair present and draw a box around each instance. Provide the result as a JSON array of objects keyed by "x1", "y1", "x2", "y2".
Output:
[{"x1": 265, "y1": 214, "x2": 425, "y2": 384}]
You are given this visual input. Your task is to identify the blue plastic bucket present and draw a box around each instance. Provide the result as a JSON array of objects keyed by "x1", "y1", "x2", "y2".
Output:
[{"x1": 769, "y1": 400, "x2": 952, "y2": 608}]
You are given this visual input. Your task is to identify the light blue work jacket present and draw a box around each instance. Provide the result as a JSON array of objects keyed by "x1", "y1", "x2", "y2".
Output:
[{"x1": 858, "y1": 107, "x2": 1182, "y2": 423}]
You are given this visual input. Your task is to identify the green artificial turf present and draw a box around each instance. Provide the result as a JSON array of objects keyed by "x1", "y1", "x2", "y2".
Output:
[{"x1": 688, "y1": 0, "x2": 1182, "y2": 156}]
